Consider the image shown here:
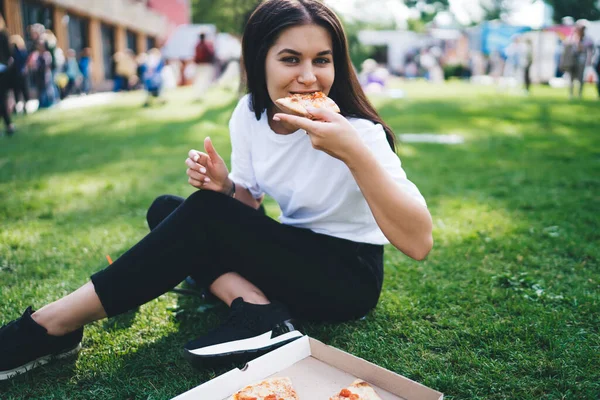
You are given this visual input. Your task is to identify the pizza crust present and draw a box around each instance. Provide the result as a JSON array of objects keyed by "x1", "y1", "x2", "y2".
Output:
[
  {"x1": 275, "y1": 92, "x2": 340, "y2": 120},
  {"x1": 229, "y1": 377, "x2": 300, "y2": 400}
]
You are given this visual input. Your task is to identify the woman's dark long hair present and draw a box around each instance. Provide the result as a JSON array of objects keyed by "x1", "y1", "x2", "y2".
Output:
[{"x1": 242, "y1": 0, "x2": 396, "y2": 151}]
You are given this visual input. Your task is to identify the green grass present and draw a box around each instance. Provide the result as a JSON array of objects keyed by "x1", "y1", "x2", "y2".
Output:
[{"x1": 1, "y1": 82, "x2": 599, "y2": 399}]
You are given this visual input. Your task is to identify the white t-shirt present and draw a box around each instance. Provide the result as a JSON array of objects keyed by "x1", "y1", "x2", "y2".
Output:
[{"x1": 228, "y1": 95, "x2": 426, "y2": 245}]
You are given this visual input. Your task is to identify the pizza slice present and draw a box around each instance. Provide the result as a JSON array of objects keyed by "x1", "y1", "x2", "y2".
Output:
[
  {"x1": 329, "y1": 379, "x2": 383, "y2": 400},
  {"x1": 275, "y1": 91, "x2": 340, "y2": 120},
  {"x1": 229, "y1": 377, "x2": 299, "y2": 400}
]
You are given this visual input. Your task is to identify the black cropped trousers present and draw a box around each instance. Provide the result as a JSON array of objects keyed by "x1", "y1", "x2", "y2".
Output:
[{"x1": 91, "y1": 190, "x2": 384, "y2": 322}]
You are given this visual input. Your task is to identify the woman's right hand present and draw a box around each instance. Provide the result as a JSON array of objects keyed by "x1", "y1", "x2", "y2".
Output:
[{"x1": 186, "y1": 137, "x2": 232, "y2": 194}]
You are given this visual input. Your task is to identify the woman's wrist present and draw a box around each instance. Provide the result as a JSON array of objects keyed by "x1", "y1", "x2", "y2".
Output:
[
  {"x1": 340, "y1": 139, "x2": 368, "y2": 169},
  {"x1": 223, "y1": 179, "x2": 236, "y2": 198}
]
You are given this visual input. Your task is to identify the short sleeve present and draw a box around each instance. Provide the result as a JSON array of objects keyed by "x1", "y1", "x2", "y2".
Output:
[
  {"x1": 354, "y1": 120, "x2": 427, "y2": 208},
  {"x1": 228, "y1": 95, "x2": 264, "y2": 199}
]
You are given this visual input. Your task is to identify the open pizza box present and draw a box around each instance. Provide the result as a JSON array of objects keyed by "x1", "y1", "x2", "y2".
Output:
[{"x1": 172, "y1": 336, "x2": 443, "y2": 400}]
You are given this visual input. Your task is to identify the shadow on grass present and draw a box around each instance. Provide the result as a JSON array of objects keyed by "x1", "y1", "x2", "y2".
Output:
[
  {"x1": 102, "y1": 307, "x2": 140, "y2": 332},
  {"x1": 0, "y1": 97, "x2": 239, "y2": 186}
]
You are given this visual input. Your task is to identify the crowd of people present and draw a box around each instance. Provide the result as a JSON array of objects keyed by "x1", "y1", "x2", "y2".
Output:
[
  {"x1": 0, "y1": 18, "x2": 180, "y2": 136},
  {"x1": 362, "y1": 20, "x2": 600, "y2": 100},
  {"x1": 0, "y1": 19, "x2": 94, "y2": 136},
  {"x1": 488, "y1": 20, "x2": 597, "y2": 99}
]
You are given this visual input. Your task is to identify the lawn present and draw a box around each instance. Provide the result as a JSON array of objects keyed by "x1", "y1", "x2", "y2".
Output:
[{"x1": 0, "y1": 81, "x2": 598, "y2": 399}]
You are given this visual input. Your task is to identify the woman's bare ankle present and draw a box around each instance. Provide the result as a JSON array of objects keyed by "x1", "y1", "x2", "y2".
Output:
[
  {"x1": 210, "y1": 272, "x2": 271, "y2": 306},
  {"x1": 241, "y1": 291, "x2": 271, "y2": 305},
  {"x1": 29, "y1": 281, "x2": 107, "y2": 336},
  {"x1": 31, "y1": 311, "x2": 77, "y2": 336}
]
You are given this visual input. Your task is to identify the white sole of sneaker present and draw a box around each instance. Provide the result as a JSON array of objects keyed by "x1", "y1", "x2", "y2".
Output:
[
  {"x1": 186, "y1": 330, "x2": 303, "y2": 357},
  {"x1": 0, "y1": 343, "x2": 82, "y2": 381}
]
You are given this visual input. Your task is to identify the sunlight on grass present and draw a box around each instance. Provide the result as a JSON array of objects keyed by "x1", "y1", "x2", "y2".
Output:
[
  {"x1": 432, "y1": 197, "x2": 519, "y2": 245},
  {"x1": 396, "y1": 144, "x2": 419, "y2": 158},
  {"x1": 1, "y1": 225, "x2": 43, "y2": 250}
]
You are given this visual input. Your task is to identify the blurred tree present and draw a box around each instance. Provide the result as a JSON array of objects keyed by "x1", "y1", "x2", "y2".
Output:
[
  {"x1": 479, "y1": 0, "x2": 510, "y2": 21},
  {"x1": 406, "y1": 18, "x2": 428, "y2": 33},
  {"x1": 191, "y1": 0, "x2": 261, "y2": 35},
  {"x1": 542, "y1": 0, "x2": 600, "y2": 22},
  {"x1": 404, "y1": 0, "x2": 450, "y2": 27},
  {"x1": 404, "y1": 0, "x2": 449, "y2": 10},
  {"x1": 403, "y1": 0, "x2": 449, "y2": 32},
  {"x1": 340, "y1": 16, "x2": 393, "y2": 69}
]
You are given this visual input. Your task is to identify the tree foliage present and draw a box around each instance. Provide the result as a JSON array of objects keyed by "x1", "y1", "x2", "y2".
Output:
[
  {"x1": 404, "y1": 0, "x2": 449, "y2": 10},
  {"x1": 480, "y1": 0, "x2": 507, "y2": 21},
  {"x1": 190, "y1": 0, "x2": 261, "y2": 35},
  {"x1": 542, "y1": 0, "x2": 600, "y2": 23}
]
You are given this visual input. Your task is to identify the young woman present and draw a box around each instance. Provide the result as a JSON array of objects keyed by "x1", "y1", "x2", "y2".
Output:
[{"x1": 0, "y1": 0, "x2": 432, "y2": 380}]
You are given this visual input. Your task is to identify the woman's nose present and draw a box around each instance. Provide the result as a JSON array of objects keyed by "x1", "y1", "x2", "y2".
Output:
[{"x1": 297, "y1": 64, "x2": 316, "y2": 85}]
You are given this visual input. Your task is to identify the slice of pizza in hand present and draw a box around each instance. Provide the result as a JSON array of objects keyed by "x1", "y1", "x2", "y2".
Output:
[
  {"x1": 229, "y1": 377, "x2": 300, "y2": 400},
  {"x1": 275, "y1": 91, "x2": 340, "y2": 120},
  {"x1": 329, "y1": 379, "x2": 383, "y2": 400}
]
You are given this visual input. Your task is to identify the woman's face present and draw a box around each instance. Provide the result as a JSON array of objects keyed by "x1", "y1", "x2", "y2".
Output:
[{"x1": 265, "y1": 24, "x2": 335, "y2": 113}]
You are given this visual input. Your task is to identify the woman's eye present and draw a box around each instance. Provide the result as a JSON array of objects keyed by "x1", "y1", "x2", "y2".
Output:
[
  {"x1": 281, "y1": 57, "x2": 300, "y2": 64},
  {"x1": 314, "y1": 58, "x2": 331, "y2": 65}
]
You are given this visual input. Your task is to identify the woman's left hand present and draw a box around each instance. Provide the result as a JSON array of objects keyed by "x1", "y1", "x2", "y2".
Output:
[{"x1": 273, "y1": 107, "x2": 364, "y2": 162}]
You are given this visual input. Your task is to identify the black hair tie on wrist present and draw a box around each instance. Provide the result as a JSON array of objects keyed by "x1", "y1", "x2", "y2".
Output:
[{"x1": 228, "y1": 181, "x2": 236, "y2": 198}]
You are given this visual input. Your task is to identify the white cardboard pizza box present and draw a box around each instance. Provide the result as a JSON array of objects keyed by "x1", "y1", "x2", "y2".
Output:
[{"x1": 172, "y1": 336, "x2": 443, "y2": 400}]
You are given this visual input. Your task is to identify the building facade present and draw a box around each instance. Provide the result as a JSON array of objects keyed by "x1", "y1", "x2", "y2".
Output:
[
  {"x1": 1, "y1": 0, "x2": 190, "y2": 84},
  {"x1": 147, "y1": 0, "x2": 190, "y2": 38}
]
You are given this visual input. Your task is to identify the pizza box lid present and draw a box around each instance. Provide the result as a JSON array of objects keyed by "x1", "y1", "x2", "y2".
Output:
[{"x1": 172, "y1": 336, "x2": 443, "y2": 400}]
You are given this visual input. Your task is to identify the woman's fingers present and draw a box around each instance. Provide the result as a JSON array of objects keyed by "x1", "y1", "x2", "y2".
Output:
[
  {"x1": 186, "y1": 167, "x2": 211, "y2": 182},
  {"x1": 185, "y1": 157, "x2": 208, "y2": 173},
  {"x1": 188, "y1": 149, "x2": 201, "y2": 161},
  {"x1": 204, "y1": 137, "x2": 222, "y2": 163},
  {"x1": 188, "y1": 177, "x2": 203, "y2": 189},
  {"x1": 188, "y1": 149, "x2": 211, "y2": 166},
  {"x1": 273, "y1": 113, "x2": 323, "y2": 132}
]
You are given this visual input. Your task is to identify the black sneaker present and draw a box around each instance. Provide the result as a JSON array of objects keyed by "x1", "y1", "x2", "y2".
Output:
[
  {"x1": 0, "y1": 307, "x2": 84, "y2": 380},
  {"x1": 183, "y1": 298, "x2": 302, "y2": 367}
]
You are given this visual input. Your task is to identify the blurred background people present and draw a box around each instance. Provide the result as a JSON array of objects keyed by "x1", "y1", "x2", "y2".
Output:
[
  {"x1": 216, "y1": 59, "x2": 241, "y2": 92},
  {"x1": 0, "y1": 15, "x2": 15, "y2": 135},
  {"x1": 43, "y1": 30, "x2": 62, "y2": 102},
  {"x1": 193, "y1": 32, "x2": 215, "y2": 101},
  {"x1": 136, "y1": 52, "x2": 148, "y2": 91},
  {"x1": 32, "y1": 38, "x2": 55, "y2": 109},
  {"x1": 61, "y1": 49, "x2": 82, "y2": 99},
  {"x1": 522, "y1": 38, "x2": 533, "y2": 94},
  {"x1": 502, "y1": 35, "x2": 521, "y2": 88},
  {"x1": 595, "y1": 43, "x2": 600, "y2": 99},
  {"x1": 79, "y1": 48, "x2": 92, "y2": 95},
  {"x1": 9, "y1": 35, "x2": 30, "y2": 114},
  {"x1": 489, "y1": 50, "x2": 504, "y2": 83},
  {"x1": 27, "y1": 23, "x2": 45, "y2": 53},
  {"x1": 360, "y1": 58, "x2": 390, "y2": 93},
  {"x1": 113, "y1": 51, "x2": 137, "y2": 92},
  {"x1": 141, "y1": 48, "x2": 165, "y2": 107},
  {"x1": 404, "y1": 52, "x2": 418, "y2": 80},
  {"x1": 561, "y1": 20, "x2": 594, "y2": 99}
]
